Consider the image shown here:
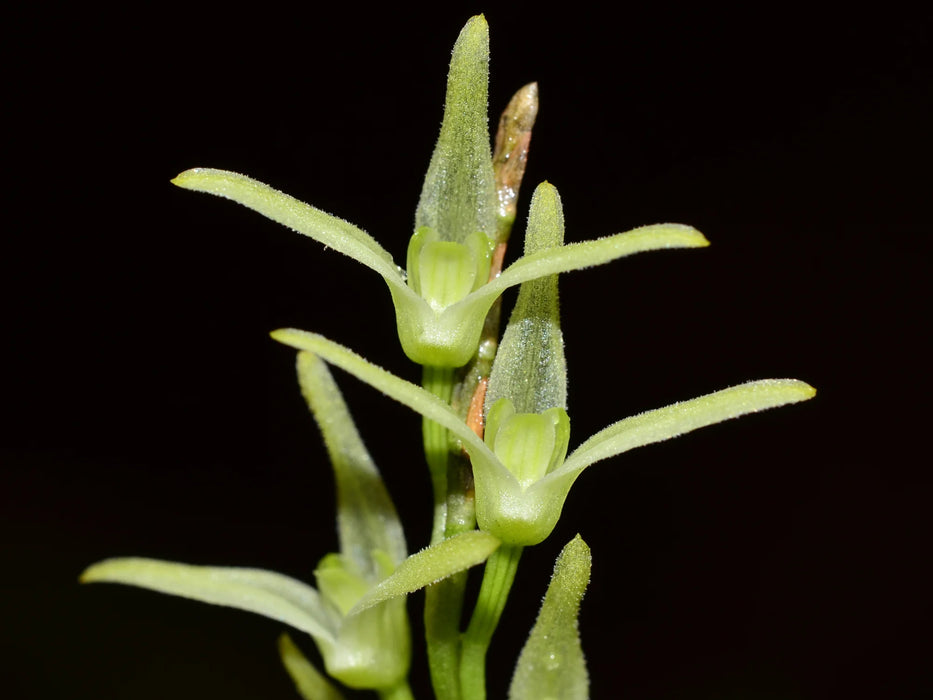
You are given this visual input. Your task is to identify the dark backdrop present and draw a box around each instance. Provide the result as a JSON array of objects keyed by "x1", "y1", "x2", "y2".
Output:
[{"x1": 4, "y1": 5, "x2": 930, "y2": 699}]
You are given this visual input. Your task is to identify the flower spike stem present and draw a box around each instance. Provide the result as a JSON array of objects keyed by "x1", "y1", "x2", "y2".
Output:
[
  {"x1": 459, "y1": 544, "x2": 524, "y2": 700},
  {"x1": 425, "y1": 574, "x2": 467, "y2": 700},
  {"x1": 424, "y1": 450, "x2": 480, "y2": 700},
  {"x1": 422, "y1": 362, "x2": 468, "y2": 700},
  {"x1": 422, "y1": 364, "x2": 456, "y2": 545}
]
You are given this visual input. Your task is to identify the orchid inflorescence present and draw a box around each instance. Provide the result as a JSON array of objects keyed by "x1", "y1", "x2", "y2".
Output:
[{"x1": 82, "y1": 15, "x2": 814, "y2": 700}]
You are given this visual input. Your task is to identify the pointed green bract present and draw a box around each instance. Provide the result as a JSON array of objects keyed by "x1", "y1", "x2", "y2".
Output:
[
  {"x1": 278, "y1": 633, "x2": 348, "y2": 700},
  {"x1": 350, "y1": 531, "x2": 501, "y2": 615},
  {"x1": 509, "y1": 535, "x2": 591, "y2": 700},
  {"x1": 297, "y1": 352, "x2": 406, "y2": 577},
  {"x1": 80, "y1": 558, "x2": 338, "y2": 642},
  {"x1": 486, "y1": 182, "x2": 567, "y2": 414},
  {"x1": 416, "y1": 15, "x2": 497, "y2": 244}
]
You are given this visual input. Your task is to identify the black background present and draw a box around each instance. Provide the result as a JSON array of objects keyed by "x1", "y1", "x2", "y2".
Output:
[{"x1": 4, "y1": 5, "x2": 931, "y2": 699}]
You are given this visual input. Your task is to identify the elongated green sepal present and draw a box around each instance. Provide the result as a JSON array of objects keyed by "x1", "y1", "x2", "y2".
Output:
[
  {"x1": 509, "y1": 535, "x2": 591, "y2": 700},
  {"x1": 560, "y1": 378, "x2": 816, "y2": 477},
  {"x1": 272, "y1": 330, "x2": 493, "y2": 460},
  {"x1": 278, "y1": 633, "x2": 347, "y2": 700},
  {"x1": 481, "y1": 223, "x2": 709, "y2": 304},
  {"x1": 171, "y1": 168, "x2": 406, "y2": 289},
  {"x1": 349, "y1": 531, "x2": 500, "y2": 615},
  {"x1": 486, "y1": 181, "x2": 567, "y2": 414},
  {"x1": 416, "y1": 15, "x2": 497, "y2": 244},
  {"x1": 80, "y1": 558, "x2": 338, "y2": 643},
  {"x1": 297, "y1": 352, "x2": 406, "y2": 577}
]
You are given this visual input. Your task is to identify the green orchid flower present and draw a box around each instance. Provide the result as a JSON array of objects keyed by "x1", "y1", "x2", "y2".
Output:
[
  {"x1": 270, "y1": 330, "x2": 814, "y2": 547},
  {"x1": 81, "y1": 353, "x2": 500, "y2": 696},
  {"x1": 171, "y1": 16, "x2": 708, "y2": 367},
  {"x1": 171, "y1": 173, "x2": 704, "y2": 369}
]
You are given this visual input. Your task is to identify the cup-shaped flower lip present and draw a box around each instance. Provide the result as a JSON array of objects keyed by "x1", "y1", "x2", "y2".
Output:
[
  {"x1": 407, "y1": 227, "x2": 494, "y2": 312},
  {"x1": 485, "y1": 398, "x2": 570, "y2": 489}
]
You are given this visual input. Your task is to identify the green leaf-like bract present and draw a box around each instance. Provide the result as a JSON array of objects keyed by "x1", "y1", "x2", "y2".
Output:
[
  {"x1": 509, "y1": 535, "x2": 591, "y2": 700},
  {"x1": 416, "y1": 15, "x2": 497, "y2": 245},
  {"x1": 486, "y1": 181, "x2": 567, "y2": 414}
]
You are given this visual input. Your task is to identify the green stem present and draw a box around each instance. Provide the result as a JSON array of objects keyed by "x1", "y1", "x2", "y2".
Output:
[
  {"x1": 422, "y1": 365, "x2": 454, "y2": 545},
  {"x1": 425, "y1": 571, "x2": 466, "y2": 700},
  {"x1": 378, "y1": 680, "x2": 415, "y2": 700},
  {"x1": 424, "y1": 82, "x2": 537, "y2": 700},
  {"x1": 424, "y1": 449, "x2": 479, "y2": 700},
  {"x1": 422, "y1": 364, "x2": 465, "y2": 700},
  {"x1": 459, "y1": 544, "x2": 524, "y2": 700}
]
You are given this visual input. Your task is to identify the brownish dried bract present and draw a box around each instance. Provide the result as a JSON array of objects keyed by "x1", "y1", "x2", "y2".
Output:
[
  {"x1": 466, "y1": 377, "x2": 489, "y2": 440},
  {"x1": 492, "y1": 82, "x2": 539, "y2": 246}
]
